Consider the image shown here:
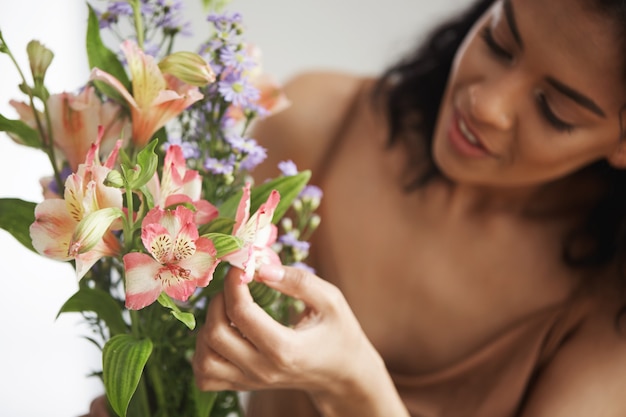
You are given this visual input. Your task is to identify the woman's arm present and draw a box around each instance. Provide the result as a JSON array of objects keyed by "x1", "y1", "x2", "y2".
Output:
[
  {"x1": 192, "y1": 265, "x2": 410, "y2": 417},
  {"x1": 518, "y1": 309, "x2": 626, "y2": 417}
]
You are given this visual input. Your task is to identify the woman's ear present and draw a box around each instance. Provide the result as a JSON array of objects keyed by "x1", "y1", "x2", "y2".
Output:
[{"x1": 607, "y1": 142, "x2": 626, "y2": 168}]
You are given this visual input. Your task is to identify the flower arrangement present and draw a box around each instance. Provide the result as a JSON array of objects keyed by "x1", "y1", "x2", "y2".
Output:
[{"x1": 0, "y1": 1, "x2": 321, "y2": 416}]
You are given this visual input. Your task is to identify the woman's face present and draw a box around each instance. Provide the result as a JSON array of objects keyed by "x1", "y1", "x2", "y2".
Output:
[{"x1": 432, "y1": 0, "x2": 625, "y2": 188}]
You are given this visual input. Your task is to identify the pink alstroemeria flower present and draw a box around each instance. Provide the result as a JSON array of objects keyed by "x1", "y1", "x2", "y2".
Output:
[
  {"x1": 222, "y1": 182, "x2": 281, "y2": 282},
  {"x1": 146, "y1": 144, "x2": 218, "y2": 224},
  {"x1": 30, "y1": 131, "x2": 124, "y2": 279},
  {"x1": 9, "y1": 86, "x2": 129, "y2": 171},
  {"x1": 123, "y1": 205, "x2": 219, "y2": 310},
  {"x1": 90, "y1": 40, "x2": 204, "y2": 147}
]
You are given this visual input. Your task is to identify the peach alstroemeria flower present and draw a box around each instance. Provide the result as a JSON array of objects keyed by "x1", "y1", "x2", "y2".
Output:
[
  {"x1": 222, "y1": 182, "x2": 281, "y2": 282},
  {"x1": 9, "y1": 86, "x2": 129, "y2": 171},
  {"x1": 30, "y1": 131, "x2": 124, "y2": 280},
  {"x1": 90, "y1": 40, "x2": 204, "y2": 147},
  {"x1": 146, "y1": 144, "x2": 218, "y2": 224},
  {"x1": 227, "y1": 45, "x2": 290, "y2": 122},
  {"x1": 123, "y1": 205, "x2": 219, "y2": 310}
]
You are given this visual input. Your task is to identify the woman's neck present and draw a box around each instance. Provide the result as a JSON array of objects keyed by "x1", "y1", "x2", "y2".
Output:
[{"x1": 434, "y1": 167, "x2": 607, "y2": 223}]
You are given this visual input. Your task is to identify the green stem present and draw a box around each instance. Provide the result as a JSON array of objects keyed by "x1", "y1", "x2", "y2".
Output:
[
  {"x1": 127, "y1": 310, "x2": 151, "y2": 416},
  {"x1": 124, "y1": 185, "x2": 135, "y2": 252},
  {"x1": 1, "y1": 36, "x2": 63, "y2": 191},
  {"x1": 130, "y1": 0, "x2": 145, "y2": 49},
  {"x1": 41, "y1": 101, "x2": 64, "y2": 193},
  {"x1": 145, "y1": 354, "x2": 170, "y2": 417}
]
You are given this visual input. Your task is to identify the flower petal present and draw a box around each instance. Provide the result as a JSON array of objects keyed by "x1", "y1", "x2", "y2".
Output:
[
  {"x1": 29, "y1": 199, "x2": 76, "y2": 261},
  {"x1": 123, "y1": 252, "x2": 163, "y2": 310}
]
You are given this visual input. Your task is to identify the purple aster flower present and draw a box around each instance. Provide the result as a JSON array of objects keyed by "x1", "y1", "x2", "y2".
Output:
[
  {"x1": 220, "y1": 46, "x2": 255, "y2": 72},
  {"x1": 299, "y1": 185, "x2": 324, "y2": 201},
  {"x1": 278, "y1": 160, "x2": 299, "y2": 176},
  {"x1": 164, "y1": 137, "x2": 200, "y2": 159},
  {"x1": 204, "y1": 155, "x2": 236, "y2": 175},
  {"x1": 218, "y1": 73, "x2": 260, "y2": 107},
  {"x1": 207, "y1": 12, "x2": 243, "y2": 29},
  {"x1": 240, "y1": 145, "x2": 267, "y2": 171},
  {"x1": 279, "y1": 232, "x2": 310, "y2": 253},
  {"x1": 96, "y1": 2, "x2": 133, "y2": 28},
  {"x1": 224, "y1": 132, "x2": 247, "y2": 150},
  {"x1": 228, "y1": 137, "x2": 267, "y2": 170},
  {"x1": 48, "y1": 166, "x2": 73, "y2": 196}
]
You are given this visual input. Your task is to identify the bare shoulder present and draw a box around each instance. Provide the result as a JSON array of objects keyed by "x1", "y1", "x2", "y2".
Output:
[
  {"x1": 251, "y1": 71, "x2": 370, "y2": 182},
  {"x1": 521, "y1": 302, "x2": 626, "y2": 416}
]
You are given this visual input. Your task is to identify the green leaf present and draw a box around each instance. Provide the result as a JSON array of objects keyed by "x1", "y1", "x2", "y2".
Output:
[
  {"x1": 126, "y1": 140, "x2": 158, "y2": 189},
  {"x1": 219, "y1": 171, "x2": 311, "y2": 223},
  {"x1": 103, "y1": 334, "x2": 153, "y2": 417},
  {"x1": 204, "y1": 232, "x2": 243, "y2": 258},
  {"x1": 157, "y1": 293, "x2": 196, "y2": 330},
  {"x1": 192, "y1": 384, "x2": 218, "y2": 417},
  {"x1": 198, "y1": 217, "x2": 235, "y2": 235},
  {"x1": 57, "y1": 287, "x2": 127, "y2": 336},
  {"x1": 0, "y1": 198, "x2": 37, "y2": 252},
  {"x1": 0, "y1": 114, "x2": 41, "y2": 148},
  {"x1": 86, "y1": 4, "x2": 131, "y2": 102}
]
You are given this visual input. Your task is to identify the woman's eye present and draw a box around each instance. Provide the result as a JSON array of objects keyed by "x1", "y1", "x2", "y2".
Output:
[
  {"x1": 480, "y1": 27, "x2": 513, "y2": 61},
  {"x1": 536, "y1": 93, "x2": 575, "y2": 133}
]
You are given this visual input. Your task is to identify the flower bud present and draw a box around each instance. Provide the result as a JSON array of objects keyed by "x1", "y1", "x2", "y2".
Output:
[
  {"x1": 308, "y1": 214, "x2": 321, "y2": 232},
  {"x1": 27, "y1": 40, "x2": 54, "y2": 86},
  {"x1": 68, "y1": 207, "x2": 123, "y2": 257},
  {"x1": 281, "y1": 217, "x2": 293, "y2": 232},
  {"x1": 104, "y1": 170, "x2": 124, "y2": 188},
  {"x1": 292, "y1": 198, "x2": 303, "y2": 213},
  {"x1": 159, "y1": 51, "x2": 216, "y2": 86}
]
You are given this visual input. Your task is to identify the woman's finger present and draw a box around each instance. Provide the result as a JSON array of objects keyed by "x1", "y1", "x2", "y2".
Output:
[
  {"x1": 222, "y1": 268, "x2": 293, "y2": 354},
  {"x1": 192, "y1": 345, "x2": 254, "y2": 392},
  {"x1": 199, "y1": 286, "x2": 266, "y2": 372},
  {"x1": 256, "y1": 264, "x2": 345, "y2": 312}
]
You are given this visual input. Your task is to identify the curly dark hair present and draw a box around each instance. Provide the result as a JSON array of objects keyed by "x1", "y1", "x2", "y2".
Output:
[{"x1": 375, "y1": 0, "x2": 626, "y2": 271}]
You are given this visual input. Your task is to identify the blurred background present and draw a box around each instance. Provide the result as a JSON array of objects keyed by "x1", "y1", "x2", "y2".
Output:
[{"x1": 0, "y1": 0, "x2": 468, "y2": 415}]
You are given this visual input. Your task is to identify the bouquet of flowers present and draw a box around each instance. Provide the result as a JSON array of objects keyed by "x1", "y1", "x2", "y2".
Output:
[{"x1": 0, "y1": 1, "x2": 321, "y2": 416}]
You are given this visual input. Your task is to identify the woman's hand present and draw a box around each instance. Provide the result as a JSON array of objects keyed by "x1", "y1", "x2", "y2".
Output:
[{"x1": 192, "y1": 265, "x2": 409, "y2": 417}]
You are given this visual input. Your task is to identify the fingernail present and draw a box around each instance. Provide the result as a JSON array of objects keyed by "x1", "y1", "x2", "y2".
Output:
[{"x1": 258, "y1": 264, "x2": 284, "y2": 281}]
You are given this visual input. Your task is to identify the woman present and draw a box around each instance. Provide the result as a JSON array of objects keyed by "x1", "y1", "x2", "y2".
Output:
[
  {"x1": 194, "y1": 0, "x2": 626, "y2": 417},
  {"x1": 192, "y1": 0, "x2": 626, "y2": 415}
]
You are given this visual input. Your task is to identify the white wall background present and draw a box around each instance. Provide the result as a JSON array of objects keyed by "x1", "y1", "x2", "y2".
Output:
[{"x1": 0, "y1": 0, "x2": 469, "y2": 415}]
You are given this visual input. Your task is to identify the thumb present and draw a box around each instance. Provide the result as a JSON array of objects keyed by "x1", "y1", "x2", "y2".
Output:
[{"x1": 255, "y1": 264, "x2": 341, "y2": 310}]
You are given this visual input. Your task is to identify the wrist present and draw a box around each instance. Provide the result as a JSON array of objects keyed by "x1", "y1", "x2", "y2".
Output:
[{"x1": 309, "y1": 344, "x2": 409, "y2": 417}]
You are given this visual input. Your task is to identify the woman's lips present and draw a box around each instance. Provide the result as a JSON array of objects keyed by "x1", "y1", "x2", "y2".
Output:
[{"x1": 448, "y1": 111, "x2": 491, "y2": 157}]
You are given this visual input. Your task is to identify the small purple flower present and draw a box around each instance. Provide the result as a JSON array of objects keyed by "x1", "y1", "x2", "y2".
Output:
[
  {"x1": 96, "y1": 2, "x2": 133, "y2": 28},
  {"x1": 164, "y1": 137, "x2": 200, "y2": 159},
  {"x1": 278, "y1": 160, "x2": 298, "y2": 176},
  {"x1": 204, "y1": 155, "x2": 236, "y2": 175},
  {"x1": 220, "y1": 46, "x2": 255, "y2": 72},
  {"x1": 218, "y1": 73, "x2": 260, "y2": 107},
  {"x1": 240, "y1": 147, "x2": 267, "y2": 171},
  {"x1": 207, "y1": 12, "x2": 243, "y2": 28},
  {"x1": 48, "y1": 166, "x2": 73, "y2": 196},
  {"x1": 230, "y1": 138, "x2": 266, "y2": 171},
  {"x1": 279, "y1": 232, "x2": 310, "y2": 253},
  {"x1": 299, "y1": 185, "x2": 323, "y2": 201}
]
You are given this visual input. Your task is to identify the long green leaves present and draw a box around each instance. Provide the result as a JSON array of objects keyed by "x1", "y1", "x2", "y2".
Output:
[
  {"x1": 0, "y1": 114, "x2": 41, "y2": 148},
  {"x1": 0, "y1": 198, "x2": 36, "y2": 252},
  {"x1": 58, "y1": 287, "x2": 128, "y2": 336},
  {"x1": 219, "y1": 171, "x2": 311, "y2": 223},
  {"x1": 103, "y1": 334, "x2": 153, "y2": 417},
  {"x1": 86, "y1": 4, "x2": 130, "y2": 103}
]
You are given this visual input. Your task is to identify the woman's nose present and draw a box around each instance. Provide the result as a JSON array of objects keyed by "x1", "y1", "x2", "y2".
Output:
[{"x1": 468, "y1": 80, "x2": 516, "y2": 131}]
